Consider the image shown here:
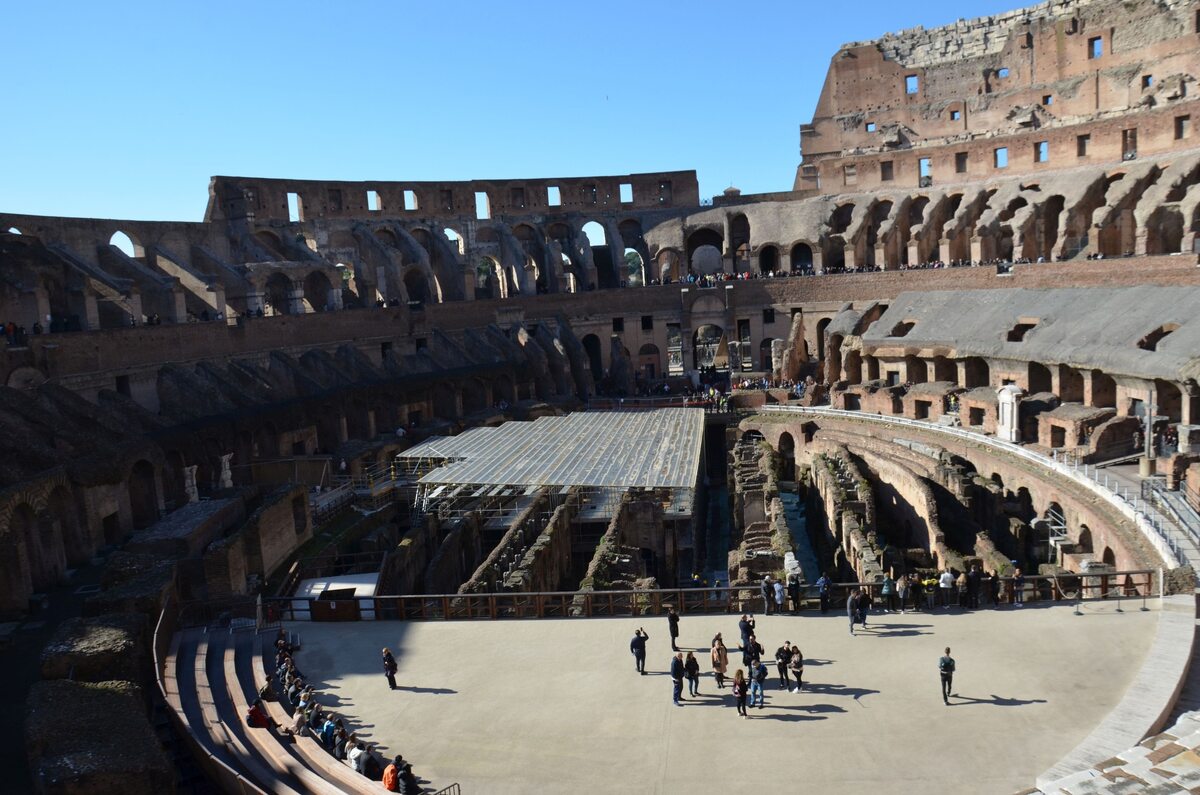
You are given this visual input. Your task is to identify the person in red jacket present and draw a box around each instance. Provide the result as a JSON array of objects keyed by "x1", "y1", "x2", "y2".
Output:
[{"x1": 245, "y1": 698, "x2": 274, "y2": 729}]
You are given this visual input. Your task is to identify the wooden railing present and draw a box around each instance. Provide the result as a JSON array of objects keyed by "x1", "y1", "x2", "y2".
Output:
[{"x1": 260, "y1": 569, "x2": 1157, "y2": 623}]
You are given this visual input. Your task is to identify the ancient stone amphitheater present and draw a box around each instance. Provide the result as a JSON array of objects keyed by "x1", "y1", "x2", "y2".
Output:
[{"x1": 6, "y1": 0, "x2": 1200, "y2": 793}]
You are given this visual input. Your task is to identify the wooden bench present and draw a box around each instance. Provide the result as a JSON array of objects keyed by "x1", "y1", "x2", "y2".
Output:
[
  {"x1": 244, "y1": 630, "x2": 379, "y2": 793},
  {"x1": 221, "y1": 631, "x2": 344, "y2": 795}
]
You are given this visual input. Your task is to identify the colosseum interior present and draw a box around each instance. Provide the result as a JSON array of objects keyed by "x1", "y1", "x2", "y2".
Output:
[{"x1": 6, "y1": 0, "x2": 1200, "y2": 793}]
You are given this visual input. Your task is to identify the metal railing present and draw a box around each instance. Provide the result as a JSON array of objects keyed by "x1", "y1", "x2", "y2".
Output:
[
  {"x1": 432, "y1": 785, "x2": 461, "y2": 795},
  {"x1": 759, "y1": 405, "x2": 1193, "y2": 568},
  {"x1": 260, "y1": 570, "x2": 1155, "y2": 623}
]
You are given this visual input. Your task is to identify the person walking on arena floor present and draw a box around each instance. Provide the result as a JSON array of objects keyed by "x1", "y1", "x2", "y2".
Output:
[
  {"x1": 817, "y1": 572, "x2": 831, "y2": 613},
  {"x1": 667, "y1": 606, "x2": 681, "y2": 651},
  {"x1": 732, "y1": 669, "x2": 749, "y2": 718},
  {"x1": 760, "y1": 575, "x2": 774, "y2": 615},
  {"x1": 738, "y1": 613, "x2": 755, "y2": 648},
  {"x1": 711, "y1": 634, "x2": 729, "y2": 688},
  {"x1": 789, "y1": 645, "x2": 804, "y2": 692},
  {"x1": 630, "y1": 627, "x2": 649, "y2": 674},
  {"x1": 382, "y1": 647, "x2": 398, "y2": 690},
  {"x1": 685, "y1": 651, "x2": 701, "y2": 696},
  {"x1": 773, "y1": 578, "x2": 786, "y2": 614},
  {"x1": 671, "y1": 652, "x2": 686, "y2": 705},
  {"x1": 742, "y1": 634, "x2": 763, "y2": 668},
  {"x1": 847, "y1": 588, "x2": 860, "y2": 635},
  {"x1": 939, "y1": 646, "x2": 956, "y2": 705},
  {"x1": 774, "y1": 641, "x2": 793, "y2": 690},
  {"x1": 750, "y1": 658, "x2": 768, "y2": 709}
]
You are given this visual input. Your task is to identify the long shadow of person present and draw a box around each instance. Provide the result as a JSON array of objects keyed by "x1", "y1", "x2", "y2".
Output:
[
  {"x1": 949, "y1": 694, "x2": 1047, "y2": 707},
  {"x1": 800, "y1": 682, "x2": 879, "y2": 703},
  {"x1": 393, "y1": 686, "x2": 457, "y2": 695}
]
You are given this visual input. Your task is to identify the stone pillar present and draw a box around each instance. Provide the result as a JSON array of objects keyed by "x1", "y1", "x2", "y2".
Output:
[
  {"x1": 812, "y1": 248, "x2": 825, "y2": 274},
  {"x1": 997, "y1": 385, "x2": 1023, "y2": 443},
  {"x1": 328, "y1": 285, "x2": 343, "y2": 311},
  {"x1": 169, "y1": 288, "x2": 187, "y2": 324},
  {"x1": 83, "y1": 291, "x2": 100, "y2": 330},
  {"x1": 1080, "y1": 369, "x2": 1095, "y2": 407},
  {"x1": 938, "y1": 238, "x2": 952, "y2": 264},
  {"x1": 245, "y1": 289, "x2": 266, "y2": 316},
  {"x1": 907, "y1": 240, "x2": 921, "y2": 266},
  {"x1": 126, "y1": 293, "x2": 144, "y2": 325},
  {"x1": 287, "y1": 284, "x2": 306, "y2": 315},
  {"x1": 843, "y1": 244, "x2": 856, "y2": 271},
  {"x1": 219, "y1": 453, "x2": 234, "y2": 490},
  {"x1": 970, "y1": 236, "x2": 984, "y2": 264},
  {"x1": 183, "y1": 465, "x2": 199, "y2": 503},
  {"x1": 874, "y1": 244, "x2": 887, "y2": 270}
]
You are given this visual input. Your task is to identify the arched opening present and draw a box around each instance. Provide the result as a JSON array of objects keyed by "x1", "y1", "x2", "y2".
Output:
[
  {"x1": 1029, "y1": 362, "x2": 1053, "y2": 393},
  {"x1": 1156, "y1": 379, "x2": 1182, "y2": 423},
  {"x1": 1059, "y1": 366, "x2": 1084, "y2": 403},
  {"x1": 777, "y1": 432, "x2": 796, "y2": 481},
  {"x1": 693, "y1": 324, "x2": 728, "y2": 371},
  {"x1": 404, "y1": 268, "x2": 432, "y2": 306},
  {"x1": 581, "y1": 334, "x2": 604, "y2": 382},
  {"x1": 463, "y1": 379, "x2": 488, "y2": 414},
  {"x1": 816, "y1": 318, "x2": 831, "y2": 364},
  {"x1": 1077, "y1": 524, "x2": 1093, "y2": 554},
  {"x1": 758, "y1": 245, "x2": 779, "y2": 275},
  {"x1": 932, "y1": 356, "x2": 956, "y2": 383},
  {"x1": 128, "y1": 459, "x2": 159, "y2": 530},
  {"x1": 475, "y1": 257, "x2": 505, "y2": 300},
  {"x1": 302, "y1": 271, "x2": 334, "y2": 312},
  {"x1": 1090, "y1": 370, "x2": 1116, "y2": 408},
  {"x1": 760, "y1": 338, "x2": 777, "y2": 371},
  {"x1": 905, "y1": 355, "x2": 928, "y2": 384},
  {"x1": 827, "y1": 334, "x2": 844, "y2": 383},
  {"x1": 622, "y1": 249, "x2": 645, "y2": 286},
  {"x1": 1148, "y1": 206, "x2": 1186, "y2": 254},
  {"x1": 963, "y1": 357, "x2": 990, "y2": 389},
  {"x1": 1102, "y1": 546, "x2": 1116, "y2": 567},
  {"x1": 844, "y1": 349, "x2": 862, "y2": 383},
  {"x1": 1039, "y1": 196, "x2": 1065, "y2": 259},
  {"x1": 264, "y1": 272, "x2": 294, "y2": 316},
  {"x1": 656, "y1": 249, "x2": 682, "y2": 283},
  {"x1": 730, "y1": 214, "x2": 751, "y2": 270},
  {"x1": 443, "y1": 228, "x2": 464, "y2": 255},
  {"x1": 865, "y1": 201, "x2": 893, "y2": 267},
  {"x1": 790, "y1": 242, "x2": 814, "y2": 272},
  {"x1": 583, "y1": 222, "x2": 617, "y2": 289},
  {"x1": 109, "y1": 230, "x2": 143, "y2": 258},
  {"x1": 830, "y1": 204, "x2": 855, "y2": 234},
  {"x1": 686, "y1": 228, "x2": 724, "y2": 274},
  {"x1": 637, "y1": 343, "x2": 660, "y2": 380}
]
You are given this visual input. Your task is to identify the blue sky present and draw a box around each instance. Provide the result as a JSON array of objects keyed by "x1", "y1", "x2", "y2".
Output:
[{"x1": 2, "y1": 0, "x2": 1023, "y2": 223}]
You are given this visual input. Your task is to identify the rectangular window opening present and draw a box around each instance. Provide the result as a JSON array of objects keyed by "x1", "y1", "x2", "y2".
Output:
[
  {"x1": 286, "y1": 192, "x2": 302, "y2": 222},
  {"x1": 547, "y1": 186, "x2": 561, "y2": 207},
  {"x1": 880, "y1": 161, "x2": 894, "y2": 181},
  {"x1": 367, "y1": 190, "x2": 382, "y2": 212},
  {"x1": 1042, "y1": 94, "x2": 1053, "y2": 105},
  {"x1": 474, "y1": 192, "x2": 491, "y2": 220},
  {"x1": 994, "y1": 147, "x2": 1009, "y2": 169},
  {"x1": 403, "y1": 190, "x2": 418, "y2": 211},
  {"x1": 1122, "y1": 128, "x2": 1138, "y2": 160},
  {"x1": 997, "y1": 67, "x2": 1010, "y2": 78},
  {"x1": 1088, "y1": 36, "x2": 1103, "y2": 59},
  {"x1": 866, "y1": 122, "x2": 877, "y2": 132},
  {"x1": 1034, "y1": 141, "x2": 1049, "y2": 163},
  {"x1": 763, "y1": 308, "x2": 775, "y2": 324},
  {"x1": 115, "y1": 374, "x2": 131, "y2": 397},
  {"x1": 612, "y1": 317, "x2": 624, "y2": 333},
  {"x1": 1077, "y1": 134, "x2": 1090, "y2": 157},
  {"x1": 1176, "y1": 115, "x2": 1191, "y2": 140},
  {"x1": 641, "y1": 315, "x2": 653, "y2": 331},
  {"x1": 619, "y1": 183, "x2": 633, "y2": 203},
  {"x1": 905, "y1": 74, "x2": 919, "y2": 94},
  {"x1": 843, "y1": 164, "x2": 857, "y2": 186},
  {"x1": 1142, "y1": 75, "x2": 1153, "y2": 89},
  {"x1": 955, "y1": 152, "x2": 968, "y2": 173},
  {"x1": 510, "y1": 186, "x2": 526, "y2": 209},
  {"x1": 950, "y1": 109, "x2": 962, "y2": 121}
]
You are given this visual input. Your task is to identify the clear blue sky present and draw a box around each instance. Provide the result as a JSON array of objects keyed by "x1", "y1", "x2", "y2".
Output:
[{"x1": 2, "y1": 0, "x2": 1022, "y2": 223}]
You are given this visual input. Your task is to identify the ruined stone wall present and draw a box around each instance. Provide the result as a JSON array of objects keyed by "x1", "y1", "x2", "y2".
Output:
[
  {"x1": 577, "y1": 495, "x2": 664, "y2": 591},
  {"x1": 502, "y1": 501, "x2": 577, "y2": 593},
  {"x1": 424, "y1": 515, "x2": 483, "y2": 594}
]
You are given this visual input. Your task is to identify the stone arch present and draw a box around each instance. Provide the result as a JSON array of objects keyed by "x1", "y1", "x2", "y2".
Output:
[
  {"x1": 758, "y1": 245, "x2": 780, "y2": 274},
  {"x1": 777, "y1": 432, "x2": 796, "y2": 481},
  {"x1": 302, "y1": 270, "x2": 334, "y2": 312},
  {"x1": 830, "y1": 203, "x2": 855, "y2": 234},
  {"x1": 963, "y1": 357, "x2": 990, "y2": 388},
  {"x1": 816, "y1": 318, "x2": 832, "y2": 364},
  {"x1": 475, "y1": 256, "x2": 506, "y2": 300},
  {"x1": 1147, "y1": 206, "x2": 1186, "y2": 254},
  {"x1": 656, "y1": 248, "x2": 683, "y2": 283},
  {"x1": 1102, "y1": 546, "x2": 1116, "y2": 567},
  {"x1": 730, "y1": 214, "x2": 751, "y2": 268},
  {"x1": 865, "y1": 200, "x2": 893, "y2": 267},
  {"x1": 443, "y1": 227, "x2": 465, "y2": 255},
  {"x1": 109, "y1": 229, "x2": 145, "y2": 258},
  {"x1": 403, "y1": 267, "x2": 433, "y2": 305},
  {"x1": 264, "y1": 272, "x2": 294, "y2": 315},
  {"x1": 790, "y1": 241, "x2": 815, "y2": 272},
  {"x1": 1077, "y1": 524, "x2": 1093, "y2": 554},
  {"x1": 693, "y1": 324, "x2": 728, "y2": 371},
  {"x1": 686, "y1": 228, "x2": 724, "y2": 273},
  {"x1": 844, "y1": 349, "x2": 862, "y2": 383},
  {"x1": 128, "y1": 459, "x2": 159, "y2": 530}
]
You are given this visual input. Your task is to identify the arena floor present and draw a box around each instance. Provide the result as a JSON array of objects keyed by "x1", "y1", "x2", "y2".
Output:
[{"x1": 291, "y1": 601, "x2": 1158, "y2": 794}]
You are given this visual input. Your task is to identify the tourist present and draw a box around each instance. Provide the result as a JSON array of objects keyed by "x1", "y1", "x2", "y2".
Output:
[
  {"x1": 738, "y1": 613, "x2": 755, "y2": 648},
  {"x1": 1013, "y1": 566, "x2": 1025, "y2": 606},
  {"x1": 382, "y1": 647, "x2": 398, "y2": 690},
  {"x1": 956, "y1": 569, "x2": 969, "y2": 607},
  {"x1": 285, "y1": 707, "x2": 306, "y2": 737},
  {"x1": 847, "y1": 588, "x2": 860, "y2": 635},
  {"x1": 760, "y1": 575, "x2": 774, "y2": 614},
  {"x1": 348, "y1": 742, "x2": 368, "y2": 774},
  {"x1": 773, "y1": 578, "x2": 786, "y2": 614},
  {"x1": 967, "y1": 563, "x2": 982, "y2": 609},
  {"x1": 939, "y1": 647, "x2": 956, "y2": 705},
  {"x1": 383, "y1": 755, "x2": 404, "y2": 791},
  {"x1": 774, "y1": 641, "x2": 793, "y2": 690},
  {"x1": 684, "y1": 651, "x2": 701, "y2": 696},
  {"x1": 667, "y1": 606, "x2": 680, "y2": 651},
  {"x1": 319, "y1": 713, "x2": 338, "y2": 747},
  {"x1": 911, "y1": 575, "x2": 925, "y2": 612},
  {"x1": 787, "y1": 573, "x2": 802, "y2": 613},
  {"x1": 881, "y1": 573, "x2": 896, "y2": 612},
  {"x1": 816, "y1": 572, "x2": 831, "y2": 613},
  {"x1": 750, "y1": 658, "x2": 768, "y2": 709},
  {"x1": 333, "y1": 725, "x2": 349, "y2": 759},
  {"x1": 711, "y1": 634, "x2": 729, "y2": 688},
  {"x1": 896, "y1": 573, "x2": 910, "y2": 613},
  {"x1": 670, "y1": 652, "x2": 686, "y2": 705},
  {"x1": 258, "y1": 674, "x2": 277, "y2": 701},
  {"x1": 397, "y1": 760, "x2": 420, "y2": 794},
  {"x1": 938, "y1": 568, "x2": 956, "y2": 608},
  {"x1": 855, "y1": 588, "x2": 873, "y2": 628},
  {"x1": 732, "y1": 669, "x2": 749, "y2": 718},
  {"x1": 788, "y1": 645, "x2": 804, "y2": 692},
  {"x1": 630, "y1": 627, "x2": 649, "y2": 674},
  {"x1": 741, "y1": 634, "x2": 763, "y2": 668},
  {"x1": 245, "y1": 698, "x2": 275, "y2": 729}
]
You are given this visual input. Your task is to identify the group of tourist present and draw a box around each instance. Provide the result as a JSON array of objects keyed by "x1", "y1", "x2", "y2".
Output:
[{"x1": 247, "y1": 632, "x2": 422, "y2": 792}]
